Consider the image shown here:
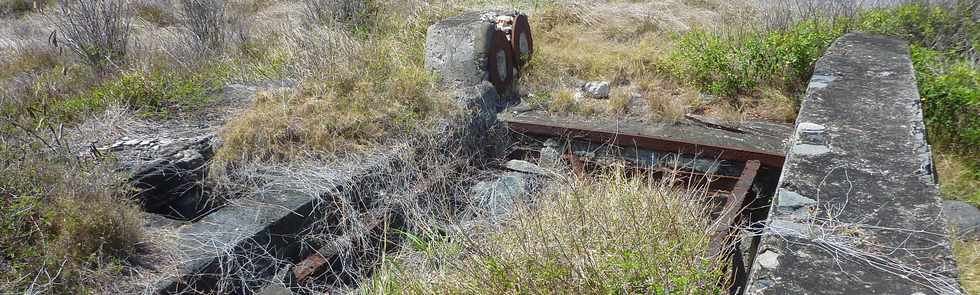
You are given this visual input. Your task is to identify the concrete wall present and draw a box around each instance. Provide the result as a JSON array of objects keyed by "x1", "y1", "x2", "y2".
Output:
[{"x1": 746, "y1": 33, "x2": 962, "y2": 294}]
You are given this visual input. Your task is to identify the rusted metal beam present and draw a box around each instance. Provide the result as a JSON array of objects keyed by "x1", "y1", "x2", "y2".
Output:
[
  {"x1": 562, "y1": 153, "x2": 743, "y2": 191},
  {"x1": 707, "y1": 160, "x2": 760, "y2": 258},
  {"x1": 502, "y1": 116, "x2": 786, "y2": 168},
  {"x1": 292, "y1": 207, "x2": 391, "y2": 283}
]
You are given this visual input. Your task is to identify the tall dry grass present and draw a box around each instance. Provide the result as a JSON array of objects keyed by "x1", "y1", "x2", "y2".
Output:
[
  {"x1": 366, "y1": 168, "x2": 728, "y2": 294},
  {"x1": 212, "y1": 1, "x2": 465, "y2": 169},
  {"x1": 51, "y1": 0, "x2": 132, "y2": 76},
  {"x1": 179, "y1": 0, "x2": 226, "y2": 55}
]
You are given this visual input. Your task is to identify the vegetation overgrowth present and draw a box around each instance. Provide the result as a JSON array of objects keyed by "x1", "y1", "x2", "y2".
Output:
[
  {"x1": 0, "y1": 0, "x2": 977, "y2": 293},
  {"x1": 664, "y1": 0, "x2": 979, "y2": 205},
  {"x1": 366, "y1": 169, "x2": 728, "y2": 294}
]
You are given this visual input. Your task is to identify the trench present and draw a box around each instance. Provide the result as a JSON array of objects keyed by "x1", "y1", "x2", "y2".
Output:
[
  {"x1": 145, "y1": 11, "x2": 789, "y2": 294},
  {"x1": 143, "y1": 108, "x2": 785, "y2": 295},
  {"x1": 243, "y1": 127, "x2": 785, "y2": 294}
]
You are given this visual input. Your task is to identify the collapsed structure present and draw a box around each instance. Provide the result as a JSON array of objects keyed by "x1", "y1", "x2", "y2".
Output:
[{"x1": 123, "y1": 12, "x2": 961, "y2": 294}]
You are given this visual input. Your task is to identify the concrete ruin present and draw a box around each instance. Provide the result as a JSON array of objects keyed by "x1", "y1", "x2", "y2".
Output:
[
  {"x1": 152, "y1": 11, "x2": 522, "y2": 294},
  {"x1": 137, "y1": 12, "x2": 967, "y2": 294},
  {"x1": 745, "y1": 33, "x2": 963, "y2": 294}
]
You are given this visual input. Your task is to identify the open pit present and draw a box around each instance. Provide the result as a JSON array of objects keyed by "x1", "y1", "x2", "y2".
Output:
[{"x1": 109, "y1": 11, "x2": 964, "y2": 295}]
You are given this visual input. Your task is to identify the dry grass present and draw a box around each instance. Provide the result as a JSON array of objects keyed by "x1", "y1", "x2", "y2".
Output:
[
  {"x1": 212, "y1": 1, "x2": 467, "y2": 169},
  {"x1": 935, "y1": 153, "x2": 980, "y2": 207},
  {"x1": 640, "y1": 78, "x2": 698, "y2": 123},
  {"x1": 214, "y1": 82, "x2": 451, "y2": 167},
  {"x1": 546, "y1": 88, "x2": 575, "y2": 113},
  {"x1": 519, "y1": 0, "x2": 751, "y2": 122},
  {"x1": 0, "y1": 138, "x2": 143, "y2": 294},
  {"x1": 607, "y1": 86, "x2": 632, "y2": 114},
  {"x1": 954, "y1": 240, "x2": 980, "y2": 294},
  {"x1": 746, "y1": 88, "x2": 798, "y2": 122},
  {"x1": 366, "y1": 169, "x2": 727, "y2": 294}
]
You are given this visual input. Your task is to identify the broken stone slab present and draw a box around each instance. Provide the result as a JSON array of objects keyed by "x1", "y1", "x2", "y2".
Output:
[
  {"x1": 505, "y1": 159, "x2": 548, "y2": 175},
  {"x1": 471, "y1": 172, "x2": 536, "y2": 221},
  {"x1": 943, "y1": 200, "x2": 980, "y2": 240},
  {"x1": 126, "y1": 134, "x2": 218, "y2": 220},
  {"x1": 582, "y1": 81, "x2": 610, "y2": 99}
]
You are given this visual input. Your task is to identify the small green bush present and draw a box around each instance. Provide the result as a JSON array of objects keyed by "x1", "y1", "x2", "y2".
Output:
[
  {"x1": 667, "y1": 1, "x2": 979, "y2": 170},
  {"x1": 665, "y1": 19, "x2": 844, "y2": 97},
  {"x1": 911, "y1": 46, "x2": 980, "y2": 153},
  {"x1": 56, "y1": 65, "x2": 227, "y2": 120}
]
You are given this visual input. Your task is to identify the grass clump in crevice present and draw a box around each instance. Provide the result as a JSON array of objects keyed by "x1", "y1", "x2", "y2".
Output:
[
  {"x1": 367, "y1": 169, "x2": 728, "y2": 294},
  {"x1": 936, "y1": 153, "x2": 980, "y2": 207}
]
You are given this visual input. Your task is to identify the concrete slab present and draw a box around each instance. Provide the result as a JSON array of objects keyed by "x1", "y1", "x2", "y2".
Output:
[
  {"x1": 153, "y1": 154, "x2": 398, "y2": 294},
  {"x1": 746, "y1": 33, "x2": 962, "y2": 294}
]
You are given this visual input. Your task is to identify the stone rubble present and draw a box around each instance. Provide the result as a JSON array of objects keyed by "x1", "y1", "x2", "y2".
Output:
[
  {"x1": 582, "y1": 81, "x2": 610, "y2": 99},
  {"x1": 505, "y1": 159, "x2": 548, "y2": 175},
  {"x1": 108, "y1": 134, "x2": 219, "y2": 220}
]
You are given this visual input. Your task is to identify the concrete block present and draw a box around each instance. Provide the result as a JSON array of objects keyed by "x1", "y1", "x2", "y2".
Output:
[
  {"x1": 746, "y1": 33, "x2": 963, "y2": 294},
  {"x1": 424, "y1": 11, "x2": 496, "y2": 90}
]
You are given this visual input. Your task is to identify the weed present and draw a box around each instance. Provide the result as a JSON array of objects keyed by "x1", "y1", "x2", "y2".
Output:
[
  {"x1": 665, "y1": 19, "x2": 843, "y2": 97},
  {"x1": 52, "y1": 0, "x2": 133, "y2": 76},
  {"x1": 546, "y1": 88, "x2": 575, "y2": 113},
  {"x1": 367, "y1": 169, "x2": 727, "y2": 294},
  {"x1": 954, "y1": 240, "x2": 980, "y2": 294},
  {"x1": 213, "y1": 1, "x2": 460, "y2": 166},
  {"x1": 935, "y1": 153, "x2": 980, "y2": 207},
  {"x1": 180, "y1": 0, "x2": 226, "y2": 55},
  {"x1": 641, "y1": 78, "x2": 697, "y2": 124},
  {"x1": 668, "y1": 0, "x2": 979, "y2": 170},
  {"x1": 910, "y1": 46, "x2": 980, "y2": 154},
  {"x1": 57, "y1": 65, "x2": 226, "y2": 120},
  {"x1": 0, "y1": 141, "x2": 142, "y2": 293},
  {"x1": 607, "y1": 86, "x2": 631, "y2": 115}
]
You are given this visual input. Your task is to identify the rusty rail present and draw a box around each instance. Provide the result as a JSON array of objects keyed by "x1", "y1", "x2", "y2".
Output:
[
  {"x1": 292, "y1": 206, "x2": 392, "y2": 283},
  {"x1": 707, "y1": 160, "x2": 760, "y2": 258},
  {"x1": 502, "y1": 115, "x2": 786, "y2": 168}
]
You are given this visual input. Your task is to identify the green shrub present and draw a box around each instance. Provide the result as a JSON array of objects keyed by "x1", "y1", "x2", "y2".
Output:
[
  {"x1": 911, "y1": 46, "x2": 980, "y2": 153},
  {"x1": 859, "y1": 2, "x2": 978, "y2": 57},
  {"x1": 666, "y1": 19, "x2": 844, "y2": 97},
  {"x1": 668, "y1": 1, "x2": 979, "y2": 168},
  {"x1": 57, "y1": 65, "x2": 227, "y2": 120}
]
